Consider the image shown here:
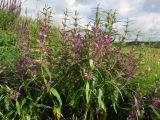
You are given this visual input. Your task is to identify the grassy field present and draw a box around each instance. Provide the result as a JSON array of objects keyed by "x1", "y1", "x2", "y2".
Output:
[{"x1": 139, "y1": 47, "x2": 160, "y2": 95}]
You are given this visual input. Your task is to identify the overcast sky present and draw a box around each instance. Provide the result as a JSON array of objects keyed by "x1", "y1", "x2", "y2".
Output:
[{"x1": 21, "y1": 0, "x2": 160, "y2": 41}]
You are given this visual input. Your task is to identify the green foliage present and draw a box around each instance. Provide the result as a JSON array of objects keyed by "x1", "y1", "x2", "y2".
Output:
[
  {"x1": 0, "y1": 10, "x2": 17, "y2": 30},
  {"x1": 0, "y1": 29, "x2": 18, "y2": 46},
  {"x1": 149, "y1": 105, "x2": 160, "y2": 119},
  {"x1": 0, "y1": 47, "x2": 20, "y2": 66}
]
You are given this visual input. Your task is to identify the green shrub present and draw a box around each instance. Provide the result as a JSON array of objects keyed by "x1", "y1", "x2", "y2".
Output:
[{"x1": 0, "y1": 10, "x2": 17, "y2": 30}]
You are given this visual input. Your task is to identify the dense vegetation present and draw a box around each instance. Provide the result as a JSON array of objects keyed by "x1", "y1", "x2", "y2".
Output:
[{"x1": 0, "y1": 0, "x2": 160, "y2": 120}]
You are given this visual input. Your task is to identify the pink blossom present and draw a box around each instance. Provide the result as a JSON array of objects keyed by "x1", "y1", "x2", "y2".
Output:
[
  {"x1": 97, "y1": 36, "x2": 104, "y2": 43},
  {"x1": 105, "y1": 37, "x2": 112, "y2": 43},
  {"x1": 11, "y1": 91, "x2": 21, "y2": 100},
  {"x1": 94, "y1": 43, "x2": 99, "y2": 50},
  {"x1": 101, "y1": 46, "x2": 106, "y2": 51}
]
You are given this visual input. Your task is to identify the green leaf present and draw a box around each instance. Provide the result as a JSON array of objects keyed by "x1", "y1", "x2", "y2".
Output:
[
  {"x1": 86, "y1": 82, "x2": 90, "y2": 104},
  {"x1": 111, "y1": 91, "x2": 119, "y2": 113},
  {"x1": 5, "y1": 85, "x2": 11, "y2": 92},
  {"x1": 69, "y1": 93, "x2": 77, "y2": 107},
  {"x1": 134, "y1": 95, "x2": 140, "y2": 116},
  {"x1": 0, "y1": 70, "x2": 4, "y2": 74},
  {"x1": 149, "y1": 105, "x2": 160, "y2": 119},
  {"x1": 21, "y1": 99, "x2": 26, "y2": 109},
  {"x1": 0, "y1": 95, "x2": 4, "y2": 102},
  {"x1": 98, "y1": 89, "x2": 106, "y2": 112},
  {"x1": 49, "y1": 87, "x2": 62, "y2": 107},
  {"x1": 69, "y1": 90, "x2": 82, "y2": 107},
  {"x1": 36, "y1": 104, "x2": 52, "y2": 109},
  {"x1": 16, "y1": 100, "x2": 21, "y2": 116},
  {"x1": 0, "y1": 112, "x2": 3, "y2": 117},
  {"x1": 26, "y1": 115, "x2": 31, "y2": 120},
  {"x1": 54, "y1": 103, "x2": 62, "y2": 119},
  {"x1": 43, "y1": 64, "x2": 52, "y2": 80},
  {"x1": 5, "y1": 111, "x2": 14, "y2": 118},
  {"x1": 89, "y1": 59, "x2": 94, "y2": 70},
  {"x1": 4, "y1": 96, "x2": 10, "y2": 110}
]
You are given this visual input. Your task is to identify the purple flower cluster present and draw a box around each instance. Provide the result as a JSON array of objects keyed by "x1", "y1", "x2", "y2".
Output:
[
  {"x1": 40, "y1": 24, "x2": 50, "y2": 32},
  {"x1": 60, "y1": 24, "x2": 140, "y2": 81},
  {"x1": 14, "y1": 15, "x2": 54, "y2": 81},
  {"x1": 41, "y1": 86, "x2": 45, "y2": 92},
  {"x1": 13, "y1": 55, "x2": 40, "y2": 80},
  {"x1": 62, "y1": 30, "x2": 69, "y2": 42},
  {"x1": 93, "y1": 61, "x2": 100, "y2": 68},
  {"x1": 118, "y1": 52, "x2": 139, "y2": 80},
  {"x1": 97, "y1": 36, "x2": 112, "y2": 44},
  {"x1": 91, "y1": 25, "x2": 100, "y2": 32},
  {"x1": 24, "y1": 56, "x2": 39, "y2": 65}
]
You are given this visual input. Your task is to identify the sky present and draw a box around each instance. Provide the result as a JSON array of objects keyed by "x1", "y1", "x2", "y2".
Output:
[{"x1": 21, "y1": 0, "x2": 160, "y2": 41}]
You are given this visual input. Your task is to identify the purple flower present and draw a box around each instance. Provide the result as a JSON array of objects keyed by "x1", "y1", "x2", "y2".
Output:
[
  {"x1": 127, "y1": 71, "x2": 132, "y2": 75},
  {"x1": 45, "y1": 80, "x2": 54, "y2": 85},
  {"x1": 72, "y1": 39, "x2": 81, "y2": 44},
  {"x1": 48, "y1": 80, "x2": 54, "y2": 84},
  {"x1": 97, "y1": 36, "x2": 104, "y2": 43},
  {"x1": 16, "y1": 69, "x2": 24, "y2": 74},
  {"x1": 84, "y1": 72, "x2": 95, "y2": 80},
  {"x1": 91, "y1": 25, "x2": 97, "y2": 31},
  {"x1": 15, "y1": 92, "x2": 21, "y2": 97},
  {"x1": 91, "y1": 25, "x2": 100, "y2": 32},
  {"x1": 101, "y1": 46, "x2": 106, "y2": 51},
  {"x1": 39, "y1": 33, "x2": 47, "y2": 39},
  {"x1": 90, "y1": 73, "x2": 95, "y2": 79},
  {"x1": 72, "y1": 28, "x2": 78, "y2": 33},
  {"x1": 63, "y1": 32, "x2": 69, "y2": 41},
  {"x1": 94, "y1": 62, "x2": 100, "y2": 68},
  {"x1": 132, "y1": 74, "x2": 136, "y2": 78},
  {"x1": 89, "y1": 33, "x2": 94, "y2": 37},
  {"x1": 24, "y1": 56, "x2": 32, "y2": 63},
  {"x1": 63, "y1": 36, "x2": 68, "y2": 41},
  {"x1": 11, "y1": 91, "x2": 21, "y2": 100},
  {"x1": 64, "y1": 32, "x2": 68, "y2": 36},
  {"x1": 41, "y1": 26, "x2": 49, "y2": 32},
  {"x1": 76, "y1": 33, "x2": 81, "y2": 38},
  {"x1": 84, "y1": 72, "x2": 88, "y2": 77},
  {"x1": 128, "y1": 111, "x2": 137, "y2": 120},
  {"x1": 24, "y1": 56, "x2": 38, "y2": 64},
  {"x1": 94, "y1": 43, "x2": 99, "y2": 50},
  {"x1": 105, "y1": 37, "x2": 112, "y2": 43},
  {"x1": 41, "y1": 86, "x2": 45, "y2": 92},
  {"x1": 116, "y1": 50, "x2": 120, "y2": 54}
]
